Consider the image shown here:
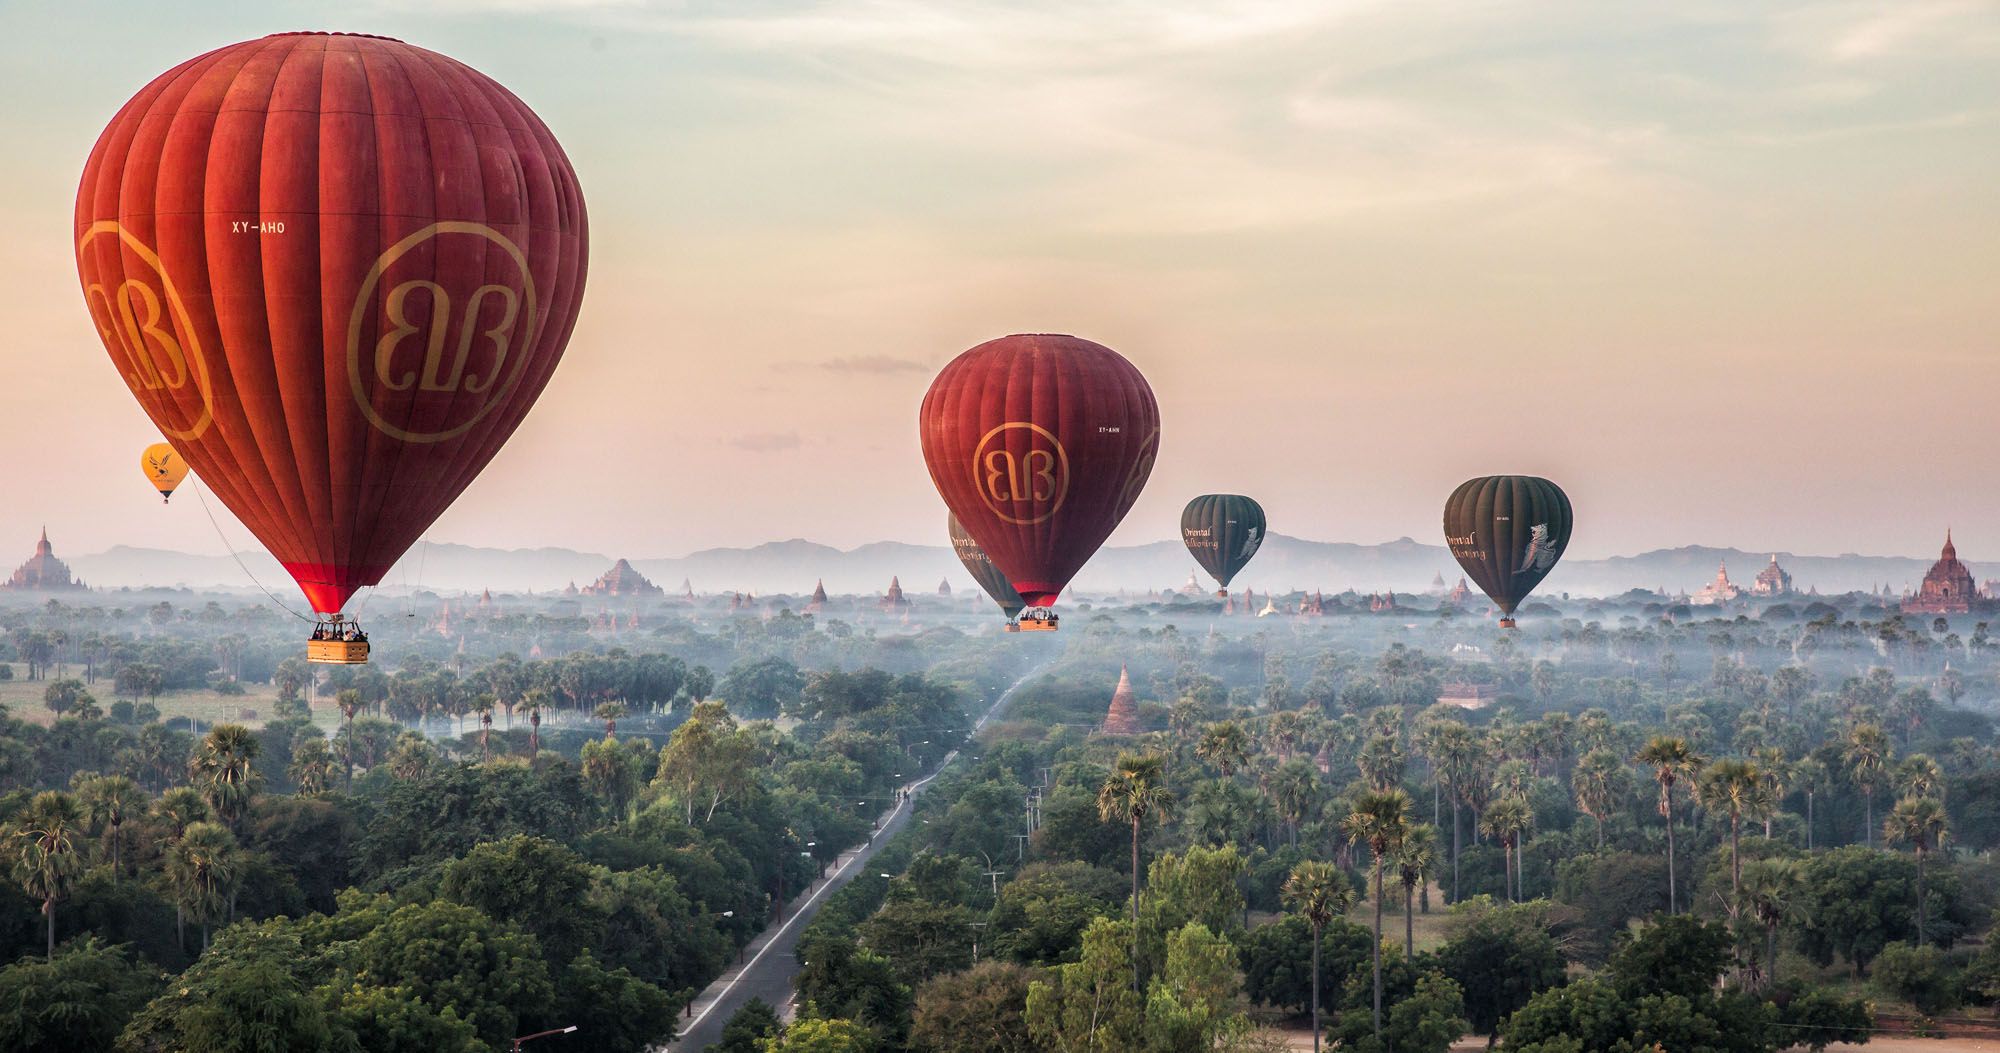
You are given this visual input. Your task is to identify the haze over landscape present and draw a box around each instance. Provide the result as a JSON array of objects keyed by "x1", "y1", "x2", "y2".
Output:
[{"x1": 5, "y1": 0, "x2": 1999, "y2": 562}]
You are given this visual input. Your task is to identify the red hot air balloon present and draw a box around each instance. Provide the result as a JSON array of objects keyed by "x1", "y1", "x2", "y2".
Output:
[
  {"x1": 75, "y1": 33, "x2": 587, "y2": 632},
  {"x1": 919, "y1": 335, "x2": 1159, "y2": 622}
]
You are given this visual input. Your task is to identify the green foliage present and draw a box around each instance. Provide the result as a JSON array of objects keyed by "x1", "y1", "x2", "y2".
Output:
[
  {"x1": 353, "y1": 761, "x2": 592, "y2": 885},
  {"x1": 719, "y1": 657, "x2": 805, "y2": 719},
  {"x1": 858, "y1": 897, "x2": 977, "y2": 985},
  {"x1": 1146, "y1": 844, "x2": 1245, "y2": 936},
  {"x1": 301, "y1": 893, "x2": 556, "y2": 1048},
  {"x1": 910, "y1": 961, "x2": 1040, "y2": 1053},
  {"x1": 986, "y1": 861, "x2": 1124, "y2": 964},
  {"x1": 555, "y1": 951, "x2": 686, "y2": 1053},
  {"x1": 1770, "y1": 984, "x2": 1873, "y2": 1052},
  {"x1": 1607, "y1": 914, "x2": 1731, "y2": 1002},
  {"x1": 1384, "y1": 971, "x2": 1469, "y2": 1053},
  {"x1": 1435, "y1": 898, "x2": 1567, "y2": 1037},
  {"x1": 1870, "y1": 940, "x2": 1962, "y2": 1015},
  {"x1": 1328, "y1": 949, "x2": 1447, "y2": 1051},
  {"x1": 718, "y1": 998, "x2": 783, "y2": 1053},
  {"x1": 1552, "y1": 850, "x2": 1668, "y2": 961},
  {"x1": 794, "y1": 934, "x2": 911, "y2": 1047},
  {"x1": 1237, "y1": 914, "x2": 1372, "y2": 1013},
  {"x1": 326, "y1": 985, "x2": 482, "y2": 1053},
  {"x1": 1796, "y1": 844, "x2": 1964, "y2": 971},
  {"x1": 1024, "y1": 917, "x2": 1143, "y2": 1053},
  {"x1": 0, "y1": 937, "x2": 162, "y2": 1052},
  {"x1": 1031, "y1": 785, "x2": 1128, "y2": 872},
  {"x1": 765, "y1": 1016, "x2": 876, "y2": 1053},
  {"x1": 437, "y1": 835, "x2": 598, "y2": 964},
  {"x1": 117, "y1": 925, "x2": 339, "y2": 1053},
  {"x1": 1142, "y1": 922, "x2": 1248, "y2": 1053}
]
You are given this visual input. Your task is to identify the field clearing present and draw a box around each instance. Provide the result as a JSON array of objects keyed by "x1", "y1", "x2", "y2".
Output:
[
  {"x1": 1344, "y1": 884, "x2": 1456, "y2": 951},
  {"x1": 0, "y1": 664, "x2": 338, "y2": 733}
]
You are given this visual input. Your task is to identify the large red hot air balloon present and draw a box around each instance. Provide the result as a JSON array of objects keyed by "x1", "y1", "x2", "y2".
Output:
[
  {"x1": 75, "y1": 32, "x2": 587, "y2": 626},
  {"x1": 919, "y1": 335, "x2": 1159, "y2": 619}
]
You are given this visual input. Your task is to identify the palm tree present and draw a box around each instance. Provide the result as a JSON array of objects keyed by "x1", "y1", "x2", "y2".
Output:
[
  {"x1": 1740, "y1": 858, "x2": 1804, "y2": 988},
  {"x1": 1571, "y1": 748, "x2": 1625, "y2": 850},
  {"x1": 474, "y1": 693, "x2": 497, "y2": 762},
  {"x1": 1357, "y1": 734, "x2": 1405, "y2": 792},
  {"x1": 594, "y1": 701, "x2": 627, "y2": 739},
  {"x1": 335, "y1": 689, "x2": 363, "y2": 788},
  {"x1": 188, "y1": 724, "x2": 260, "y2": 829},
  {"x1": 166, "y1": 821, "x2": 241, "y2": 952},
  {"x1": 8, "y1": 791, "x2": 87, "y2": 958},
  {"x1": 1168, "y1": 697, "x2": 1208, "y2": 739},
  {"x1": 151, "y1": 787, "x2": 211, "y2": 840},
  {"x1": 1792, "y1": 757, "x2": 1827, "y2": 851},
  {"x1": 1479, "y1": 797, "x2": 1533, "y2": 902},
  {"x1": 1194, "y1": 722, "x2": 1250, "y2": 777},
  {"x1": 1266, "y1": 759, "x2": 1320, "y2": 847},
  {"x1": 287, "y1": 738, "x2": 337, "y2": 797},
  {"x1": 76, "y1": 774, "x2": 146, "y2": 883},
  {"x1": 1897, "y1": 753, "x2": 1943, "y2": 801},
  {"x1": 1753, "y1": 747, "x2": 1791, "y2": 838},
  {"x1": 1396, "y1": 824, "x2": 1439, "y2": 956},
  {"x1": 1283, "y1": 860, "x2": 1354, "y2": 1053},
  {"x1": 1344, "y1": 788, "x2": 1411, "y2": 1044},
  {"x1": 522, "y1": 687, "x2": 553, "y2": 761},
  {"x1": 1843, "y1": 723, "x2": 1890, "y2": 848},
  {"x1": 1635, "y1": 736, "x2": 1703, "y2": 913},
  {"x1": 1884, "y1": 796, "x2": 1949, "y2": 945},
  {"x1": 1097, "y1": 753, "x2": 1174, "y2": 991},
  {"x1": 1434, "y1": 723, "x2": 1483, "y2": 901},
  {"x1": 1697, "y1": 758, "x2": 1763, "y2": 908}
]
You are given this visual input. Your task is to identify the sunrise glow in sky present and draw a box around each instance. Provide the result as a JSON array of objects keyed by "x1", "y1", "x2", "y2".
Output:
[{"x1": 3, "y1": 0, "x2": 1996, "y2": 560}]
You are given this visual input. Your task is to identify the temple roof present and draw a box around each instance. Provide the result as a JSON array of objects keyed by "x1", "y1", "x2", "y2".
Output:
[
  {"x1": 1102, "y1": 664, "x2": 1141, "y2": 735},
  {"x1": 581, "y1": 559, "x2": 663, "y2": 597}
]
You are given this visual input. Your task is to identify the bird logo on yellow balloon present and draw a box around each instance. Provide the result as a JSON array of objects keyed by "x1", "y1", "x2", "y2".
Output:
[{"x1": 140, "y1": 442, "x2": 189, "y2": 503}]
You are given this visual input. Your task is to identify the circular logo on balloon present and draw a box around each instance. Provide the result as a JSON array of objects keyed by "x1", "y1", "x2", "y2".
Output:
[
  {"x1": 973, "y1": 422, "x2": 1070, "y2": 525},
  {"x1": 76, "y1": 222, "x2": 214, "y2": 441},
  {"x1": 346, "y1": 222, "x2": 539, "y2": 444}
]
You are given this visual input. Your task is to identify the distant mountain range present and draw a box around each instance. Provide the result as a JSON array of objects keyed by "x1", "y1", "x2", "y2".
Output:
[{"x1": 52, "y1": 535, "x2": 1972, "y2": 602}]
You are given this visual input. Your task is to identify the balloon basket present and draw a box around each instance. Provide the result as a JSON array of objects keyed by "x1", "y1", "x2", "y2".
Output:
[
  {"x1": 1016, "y1": 608, "x2": 1060, "y2": 632},
  {"x1": 307, "y1": 638, "x2": 371, "y2": 664},
  {"x1": 307, "y1": 616, "x2": 371, "y2": 664},
  {"x1": 1498, "y1": 617, "x2": 1517, "y2": 629}
]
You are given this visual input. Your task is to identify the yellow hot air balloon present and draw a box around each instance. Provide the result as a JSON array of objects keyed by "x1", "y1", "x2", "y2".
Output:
[{"x1": 141, "y1": 442, "x2": 189, "y2": 503}]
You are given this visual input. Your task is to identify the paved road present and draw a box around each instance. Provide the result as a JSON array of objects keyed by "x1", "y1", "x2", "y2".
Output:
[{"x1": 665, "y1": 659, "x2": 1049, "y2": 1050}]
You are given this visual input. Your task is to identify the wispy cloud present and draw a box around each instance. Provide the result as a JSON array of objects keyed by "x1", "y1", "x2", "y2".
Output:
[
  {"x1": 819, "y1": 354, "x2": 928, "y2": 374},
  {"x1": 724, "y1": 431, "x2": 804, "y2": 452}
]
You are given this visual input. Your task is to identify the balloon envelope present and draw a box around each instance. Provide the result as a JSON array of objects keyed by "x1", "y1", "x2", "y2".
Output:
[
  {"x1": 919, "y1": 334, "x2": 1160, "y2": 607},
  {"x1": 76, "y1": 33, "x2": 588, "y2": 615},
  {"x1": 947, "y1": 513, "x2": 1026, "y2": 620},
  {"x1": 141, "y1": 442, "x2": 189, "y2": 501},
  {"x1": 1442, "y1": 475, "x2": 1573, "y2": 625},
  {"x1": 1181, "y1": 494, "x2": 1265, "y2": 593}
]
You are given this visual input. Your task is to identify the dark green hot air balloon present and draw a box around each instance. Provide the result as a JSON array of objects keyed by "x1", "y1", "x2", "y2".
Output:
[
  {"x1": 1442, "y1": 476, "x2": 1572, "y2": 628},
  {"x1": 1181, "y1": 494, "x2": 1267, "y2": 596},
  {"x1": 948, "y1": 513, "x2": 1027, "y2": 623}
]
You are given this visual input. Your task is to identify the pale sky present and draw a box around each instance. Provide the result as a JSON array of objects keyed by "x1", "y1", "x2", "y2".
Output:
[{"x1": 3, "y1": 0, "x2": 1997, "y2": 563}]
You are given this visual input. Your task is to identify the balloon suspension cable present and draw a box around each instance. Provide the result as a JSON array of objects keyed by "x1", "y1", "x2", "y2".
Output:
[{"x1": 189, "y1": 476, "x2": 316, "y2": 624}]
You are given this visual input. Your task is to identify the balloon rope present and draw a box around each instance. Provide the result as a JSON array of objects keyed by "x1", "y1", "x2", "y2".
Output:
[{"x1": 188, "y1": 476, "x2": 315, "y2": 623}]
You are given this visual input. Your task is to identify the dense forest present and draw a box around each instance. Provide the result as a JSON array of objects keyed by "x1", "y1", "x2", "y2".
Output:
[{"x1": 3, "y1": 587, "x2": 1999, "y2": 1050}]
